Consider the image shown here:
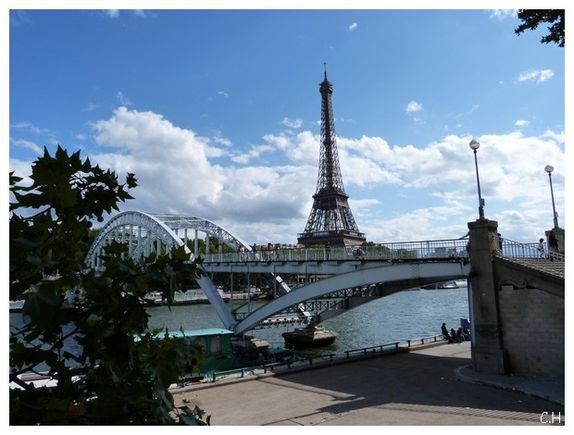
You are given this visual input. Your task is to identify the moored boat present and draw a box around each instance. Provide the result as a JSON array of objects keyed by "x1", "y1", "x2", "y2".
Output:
[
  {"x1": 282, "y1": 325, "x2": 338, "y2": 349},
  {"x1": 421, "y1": 280, "x2": 459, "y2": 290},
  {"x1": 135, "y1": 328, "x2": 241, "y2": 374}
]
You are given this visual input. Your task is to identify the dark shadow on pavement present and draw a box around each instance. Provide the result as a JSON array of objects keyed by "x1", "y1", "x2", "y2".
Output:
[{"x1": 260, "y1": 349, "x2": 563, "y2": 418}]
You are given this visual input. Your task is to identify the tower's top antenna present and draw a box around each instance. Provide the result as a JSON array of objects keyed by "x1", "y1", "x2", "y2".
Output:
[{"x1": 323, "y1": 62, "x2": 328, "y2": 80}]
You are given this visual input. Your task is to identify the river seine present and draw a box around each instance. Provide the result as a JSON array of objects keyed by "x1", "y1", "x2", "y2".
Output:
[
  {"x1": 148, "y1": 285, "x2": 470, "y2": 353},
  {"x1": 10, "y1": 285, "x2": 469, "y2": 370}
]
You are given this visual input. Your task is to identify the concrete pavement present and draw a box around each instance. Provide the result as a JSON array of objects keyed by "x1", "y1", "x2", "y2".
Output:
[{"x1": 172, "y1": 342, "x2": 564, "y2": 425}]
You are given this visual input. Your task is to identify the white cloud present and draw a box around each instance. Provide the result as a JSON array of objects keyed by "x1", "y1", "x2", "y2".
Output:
[
  {"x1": 11, "y1": 121, "x2": 47, "y2": 135},
  {"x1": 10, "y1": 138, "x2": 43, "y2": 155},
  {"x1": 116, "y1": 91, "x2": 132, "y2": 106},
  {"x1": 281, "y1": 117, "x2": 303, "y2": 129},
  {"x1": 90, "y1": 107, "x2": 314, "y2": 242},
  {"x1": 515, "y1": 119, "x2": 529, "y2": 127},
  {"x1": 348, "y1": 22, "x2": 358, "y2": 32},
  {"x1": 518, "y1": 69, "x2": 554, "y2": 84},
  {"x1": 541, "y1": 130, "x2": 564, "y2": 144},
  {"x1": 212, "y1": 133, "x2": 233, "y2": 147},
  {"x1": 489, "y1": 10, "x2": 517, "y2": 21},
  {"x1": 10, "y1": 121, "x2": 59, "y2": 146},
  {"x1": 231, "y1": 145, "x2": 274, "y2": 164},
  {"x1": 217, "y1": 91, "x2": 229, "y2": 98},
  {"x1": 106, "y1": 10, "x2": 120, "y2": 19},
  {"x1": 9, "y1": 159, "x2": 34, "y2": 186},
  {"x1": 406, "y1": 101, "x2": 423, "y2": 114},
  {"x1": 263, "y1": 131, "x2": 319, "y2": 166},
  {"x1": 11, "y1": 106, "x2": 561, "y2": 244}
]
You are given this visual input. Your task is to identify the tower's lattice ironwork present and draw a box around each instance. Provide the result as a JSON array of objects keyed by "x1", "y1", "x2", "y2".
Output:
[{"x1": 298, "y1": 66, "x2": 366, "y2": 248}]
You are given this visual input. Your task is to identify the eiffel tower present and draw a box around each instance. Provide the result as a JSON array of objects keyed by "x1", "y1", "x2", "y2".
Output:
[{"x1": 297, "y1": 66, "x2": 366, "y2": 248}]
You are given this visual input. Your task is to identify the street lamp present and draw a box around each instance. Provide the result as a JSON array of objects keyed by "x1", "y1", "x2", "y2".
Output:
[
  {"x1": 469, "y1": 139, "x2": 485, "y2": 220},
  {"x1": 544, "y1": 164, "x2": 559, "y2": 229}
]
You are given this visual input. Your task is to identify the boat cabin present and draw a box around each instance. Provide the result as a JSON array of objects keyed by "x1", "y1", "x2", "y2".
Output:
[{"x1": 136, "y1": 328, "x2": 239, "y2": 374}]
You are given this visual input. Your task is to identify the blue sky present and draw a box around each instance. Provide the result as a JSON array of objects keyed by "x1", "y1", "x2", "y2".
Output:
[{"x1": 6, "y1": 5, "x2": 568, "y2": 244}]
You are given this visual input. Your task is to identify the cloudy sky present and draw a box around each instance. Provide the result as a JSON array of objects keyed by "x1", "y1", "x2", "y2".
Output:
[{"x1": 7, "y1": 5, "x2": 568, "y2": 245}]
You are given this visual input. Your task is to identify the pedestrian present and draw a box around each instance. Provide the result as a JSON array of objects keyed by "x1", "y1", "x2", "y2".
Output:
[
  {"x1": 354, "y1": 246, "x2": 365, "y2": 260},
  {"x1": 497, "y1": 233, "x2": 503, "y2": 252},
  {"x1": 441, "y1": 323, "x2": 452, "y2": 343},
  {"x1": 537, "y1": 238, "x2": 545, "y2": 258},
  {"x1": 456, "y1": 328, "x2": 464, "y2": 343},
  {"x1": 450, "y1": 328, "x2": 459, "y2": 343},
  {"x1": 325, "y1": 241, "x2": 331, "y2": 260}
]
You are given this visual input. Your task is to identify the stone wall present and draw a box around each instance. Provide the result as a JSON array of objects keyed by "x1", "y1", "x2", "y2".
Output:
[
  {"x1": 498, "y1": 285, "x2": 564, "y2": 377},
  {"x1": 467, "y1": 218, "x2": 564, "y2": 378}
]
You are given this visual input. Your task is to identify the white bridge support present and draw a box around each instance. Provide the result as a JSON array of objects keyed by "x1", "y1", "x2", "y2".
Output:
[
  {"x1": 234, "y1": 261, "x2": 470, "y2": 334},
  {"x1": 85, "y1": 211, "x2": 251, "y2": 330}
]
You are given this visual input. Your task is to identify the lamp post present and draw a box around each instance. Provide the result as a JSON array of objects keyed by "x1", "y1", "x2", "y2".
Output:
[
  {"x1": 544, "y1": 164, "x2": 559, "y2": 229},
  {"x1": 469, "y1": 139, "x2": 485, "y2": 220}
]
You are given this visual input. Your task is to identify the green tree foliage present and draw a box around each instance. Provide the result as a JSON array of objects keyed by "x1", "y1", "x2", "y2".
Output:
[
  {"x1": 515, "y1": 9, "x2": 565, "y2": 47},
  {"x1": 10, "y1": 146, "x2": 208, "y2": 424}
]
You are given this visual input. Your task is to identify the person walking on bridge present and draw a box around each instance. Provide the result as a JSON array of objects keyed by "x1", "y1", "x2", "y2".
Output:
[{"x1": 538, "y1": 238, "x2": 545, "y2": 258}]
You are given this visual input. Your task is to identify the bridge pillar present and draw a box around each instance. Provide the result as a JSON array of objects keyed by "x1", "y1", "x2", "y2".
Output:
[
  {"x1": 545, "y1": 227, "x2": 565, "y2": 255},
  {"x1": 467, "y1": 218, "x2": 508, "y2": 374}
]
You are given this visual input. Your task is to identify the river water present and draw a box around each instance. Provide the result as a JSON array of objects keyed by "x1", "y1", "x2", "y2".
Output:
[
  {"x1": 148, "y1": 285, "x2": 470, "y2": 354},
  {"x1": 10, "y1": 284, "x2": 469, "y2": 370}
]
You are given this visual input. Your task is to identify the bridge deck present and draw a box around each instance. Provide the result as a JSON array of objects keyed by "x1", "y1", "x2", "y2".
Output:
[{"x1": 202, "y1": 257, "x2": 468, "y2": 275}]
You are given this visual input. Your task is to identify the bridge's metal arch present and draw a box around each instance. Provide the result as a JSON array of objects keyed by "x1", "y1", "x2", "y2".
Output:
[
  {"x1": 234, "y1": 261, "x2": 470, "y2": 333},
  {"x1": 149, "y1": 214, "x2": 252, "y2": 253},
  {"x1": 85, "y1": 211, "x2": 244, "y2": 329},
  {"x1": 86, "y1": 212, "x2": 252, "y2": 269}
]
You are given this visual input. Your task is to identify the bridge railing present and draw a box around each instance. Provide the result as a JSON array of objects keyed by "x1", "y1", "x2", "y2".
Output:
[
  {"x1": 500, "y1": 239, "x2": 539, "y2": 258},
  {"x1": 203, "y1": 238, "x2": 469, "y2": 263},
  {"x1": 501, "y1": 239, "x2": 564, "y2": 261}
]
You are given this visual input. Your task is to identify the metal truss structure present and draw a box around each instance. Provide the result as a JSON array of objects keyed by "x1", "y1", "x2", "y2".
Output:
[
  {"x1": 233, "y1": 260, "x2": 469, "y2": 333},
  {"x1": 85, "y1": 211, "x2": 470, "y2": 334},
  {"x1": 85, "y1": 211, "x2": 251, "y2": 269},
  {"x1": 85, "y1": 211, "x2": 312, "y2": 330},
  {"x1": 85, "y1": 211, "x2": 252, "y2": 329},
  {"x1": 298, "y1": 66, "x2": 366, "y2": 247}
]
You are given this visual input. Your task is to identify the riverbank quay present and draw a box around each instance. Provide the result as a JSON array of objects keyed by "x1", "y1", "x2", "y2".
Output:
[{"x1": 172, "y1": 341, "x2": 564, "y2": 425}]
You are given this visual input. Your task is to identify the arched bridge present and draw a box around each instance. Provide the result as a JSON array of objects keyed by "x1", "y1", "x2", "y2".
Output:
[
  {"x1": 85, "y1": 211, "x2": 471, "y2": 334},
  {"x1": 85, "y1": 211, "x2": 251, "y2": 328}
]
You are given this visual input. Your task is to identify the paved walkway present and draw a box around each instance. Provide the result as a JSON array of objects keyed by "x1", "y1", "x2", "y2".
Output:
[{"x1": 173, "y1": 342, "x2": 564, "y2": 425}]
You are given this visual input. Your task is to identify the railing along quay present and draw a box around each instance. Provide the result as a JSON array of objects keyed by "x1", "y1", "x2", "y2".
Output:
[
  {"x1": 405, "y1": 334, "x2": 445, "y2": 347},
  {"x1": 197, "y1": 336, "x2": 448, "y2": 384},
  {"x1": 345, "y1": 342, "x2": 400, "y2": 358}
]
